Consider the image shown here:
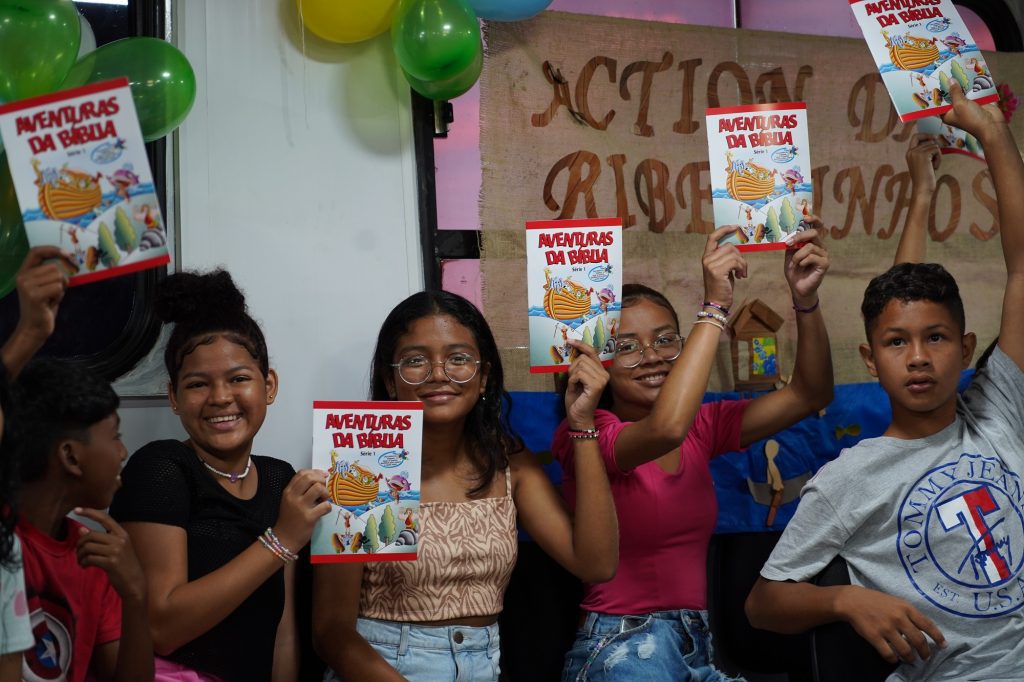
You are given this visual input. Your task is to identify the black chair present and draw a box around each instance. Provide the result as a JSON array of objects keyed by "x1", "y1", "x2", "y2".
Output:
[
  {"x1": 499, "y1": 540, "x2": 583, "y2": 681},
  {"x1": 809, "y1": 556, "x2": 897, "y2": 682},
  {"x1": 707, "y1": 532, "x2": 813, "y2": 681}
]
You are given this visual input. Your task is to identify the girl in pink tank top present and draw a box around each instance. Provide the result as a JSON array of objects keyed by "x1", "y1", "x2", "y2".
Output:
[
  {"x1": 554, "y1": 224, "x2": 835, "y2": 681},
  {"x1": 313, "y1": 291, "x2": 620, "y2": 681}
]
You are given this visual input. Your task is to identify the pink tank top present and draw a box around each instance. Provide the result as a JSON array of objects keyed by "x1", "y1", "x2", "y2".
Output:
[{"x1": 359, "y1": 468, "x2": 517, "y2": 621}]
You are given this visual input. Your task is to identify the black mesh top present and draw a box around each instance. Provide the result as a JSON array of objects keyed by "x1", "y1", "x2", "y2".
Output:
[{"x1": 110, "y1": 440, "x2": 294, "y2": 682}]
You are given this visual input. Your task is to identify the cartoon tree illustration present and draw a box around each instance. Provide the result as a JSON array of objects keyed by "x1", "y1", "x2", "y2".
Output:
[
  {"x1": 593, "y1": 318, "x2": 607, "y2": 351},
  {"x1": 779, "y1": 198, "x2": 797, "y2": 235},
  {"x1": 950, "y1": 60, "x2": 971, "y2": 93},
  {"x1": 581, "y1": 327, "x2": 594, "y2": 349},
  {"x1": 764, "y1": 206, "x2": 781, "y2": 242},
  {"x1": 379, "y1": 505, "x2": 397, "y2": 545},
  {"x1": 97, "y1": 222, "x2": 120, "y2": 267},
  {"x1": 114, "y1": 206, "x2": 138, "y2": 253},
  {"x1": 364, "y1": 515, "x2": 380, "y2": 553}
]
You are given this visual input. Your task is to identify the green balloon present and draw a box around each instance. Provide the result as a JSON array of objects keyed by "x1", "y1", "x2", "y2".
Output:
[
  {"x1": 62, "y1": 37, "x2": 197, "y2": 142},
  {"x1": 392, "y1": 0, "x2": 482, "y2": 84},
  {"x1": 0, "y1": 153, "x2": 28, "y2": 300},
  {"x1": 0, "y1": 0, "x2": 81, "y2": 104},
  {"x1": 402, "y1": 47, "x2": 481, "y2": 101}
]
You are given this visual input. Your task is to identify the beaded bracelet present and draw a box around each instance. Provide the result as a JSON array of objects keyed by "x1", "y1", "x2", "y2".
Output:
[
  {"x1": 702, "y1": 300, "x2": 730, "y2": 316},
  {"x1": 568, "y1": 427, "x2": 600, "y2": 440},
  {"x1": 792, "y1": 298, "x2": 820, "y2": 314},
  {"x1": 260, "y1": 527, "x2": 299, "y2": 563},
  {"x1": 694, "y1": 318, "x2": 725, "y2": 332},
  {"x1": 696, "y1": 310, "x2": 728, "y2": 326}
]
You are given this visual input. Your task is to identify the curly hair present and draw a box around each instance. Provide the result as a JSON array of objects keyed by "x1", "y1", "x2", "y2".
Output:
[
  {"x1": 369, "y1": 291, "x2": 523, "y2": 497},
  {"x1": 154, "y1": 269, "x2": 269, "y2": 387},
  {"x1": 6, "y1": 358, "x2": 120, "y2": 486}
]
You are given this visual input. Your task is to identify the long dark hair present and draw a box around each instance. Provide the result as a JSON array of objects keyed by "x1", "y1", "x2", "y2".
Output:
[
  {"x1": 369, "y1": 291, "x2": 523, "y2": 496},
  {"x1": 154, "y1": 270, "x2": 270, "y2": 387}
]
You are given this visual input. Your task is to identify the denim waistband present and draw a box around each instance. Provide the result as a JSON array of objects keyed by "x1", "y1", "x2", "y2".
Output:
[
  {"x1": 580, "y1": 609, "x2": 710, "y2": 637},
  {"x1": 356, "y1": 617, "x2": 499, "y2": 654}
]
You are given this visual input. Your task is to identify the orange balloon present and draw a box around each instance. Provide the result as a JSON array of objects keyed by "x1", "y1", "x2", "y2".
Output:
[{"x1": 298, "y1": 0, "x2": 398, "y2": 44}]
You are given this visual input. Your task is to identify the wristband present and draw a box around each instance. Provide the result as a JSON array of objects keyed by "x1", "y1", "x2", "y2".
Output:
[
  {"x1": 696, "y1": 310, "x2": 728, "y2": 326},
  {"x1": 568, "y1": 427, "x2": 599, "y2": 440},
  {"x1": 702, "y1": 300, "x2": 730, "y2": 316},
  {"x1": 694, "y1": 318, "x2": 725, "y2": 332},
  {"x1": 260, "y1": 527, "x2": 299, "y2": 563},
  {"x1": 792, "y1": 298, "x2": 820, "y2": 314}
]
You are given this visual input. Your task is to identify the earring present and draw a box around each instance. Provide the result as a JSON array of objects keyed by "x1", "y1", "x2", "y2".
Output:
[{"x1": 480, "y1": 394, "x2": 487, "y2": 402}]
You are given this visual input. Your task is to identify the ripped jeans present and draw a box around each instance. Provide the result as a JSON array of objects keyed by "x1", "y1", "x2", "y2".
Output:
[{"x1": 561, "y1": 610, "x2": 742, "y2": 682}]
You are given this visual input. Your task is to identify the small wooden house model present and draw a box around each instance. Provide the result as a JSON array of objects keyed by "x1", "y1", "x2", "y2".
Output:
[{"x1": 729, "y1": 299, "x2": 784, "y2": 391}]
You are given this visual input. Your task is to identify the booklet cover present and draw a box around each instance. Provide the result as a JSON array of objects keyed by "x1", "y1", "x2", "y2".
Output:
[
  {"x1": 310, "y1": 401, "x2": 423, "y2": 564},
  {"x1": 706, "y1": 103, "x2": 813, "y2": 251},
  {"x1": 0, "y1": 78, "x2": 170, "y2": 286},
  {"x1": 850, "y1": 0, "x2": 997, "y2": 122},
  {"x1": 526, "y1": 218, "x2": 622, "y2": 373},
  {"x1": 916, "y1": 115, "x2": 984, "y2": 161}
]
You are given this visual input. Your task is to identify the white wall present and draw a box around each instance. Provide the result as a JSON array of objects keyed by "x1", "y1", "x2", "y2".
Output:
[{"x1": 119, "y1": 0, "x2": 423, "y2": 468}]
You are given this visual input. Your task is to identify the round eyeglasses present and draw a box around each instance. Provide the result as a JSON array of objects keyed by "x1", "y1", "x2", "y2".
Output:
[
  {"x1": 614, "y1": 333, "x2": 684, "y2": 368},
  {"x1": 391, "y1": 353, "x2": 482, "y2": 385}
]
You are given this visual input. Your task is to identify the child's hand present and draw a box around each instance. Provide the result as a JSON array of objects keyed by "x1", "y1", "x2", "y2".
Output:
[
  {"x1": 14, "y1": 246, "x2": 73, "y2": 344},
  {"x1": 273, "y1": 469, "x2": 331, "y2": 552},
  {"x1": 836, "y1": 585, "x2": 946, "y2": 664},
  {"x1": 75, "y1": 508, "x2": 147, "y2": 603},
  {"x1": 702, "y1": 225, "x2": 747, "y2": 311},
  {"x1": 783, "y1": 221, "x2": 829, "y2": 305},
  {"x1": 906, "y1": 133, "x2": 941, "y2": 194},
  {"x1": 564, "y1": 341, "x2": 610, "y2": 429},
  {"x1": 942, "y1": 80, "x2": 1005, "y2": 141}
]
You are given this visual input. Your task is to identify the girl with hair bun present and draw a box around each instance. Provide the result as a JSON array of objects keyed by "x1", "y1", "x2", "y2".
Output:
[{"x1": 111, "y1": 270, "x2": 331, "y2": 682}]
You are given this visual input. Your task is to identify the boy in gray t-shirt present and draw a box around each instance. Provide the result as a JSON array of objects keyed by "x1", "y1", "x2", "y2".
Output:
[{"x1": 746, "y1": 82, "x2": 1024, "y2": 682}]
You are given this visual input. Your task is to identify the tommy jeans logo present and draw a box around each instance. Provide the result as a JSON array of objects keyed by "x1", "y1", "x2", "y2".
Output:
[{"x1": 898, "y1": 454, "x2": 1024, "y2": 618}]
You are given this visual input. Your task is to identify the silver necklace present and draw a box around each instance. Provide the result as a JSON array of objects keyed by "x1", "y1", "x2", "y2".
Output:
[{"x1": 198, "y1": 455, "x2": 252, "y2": 483}]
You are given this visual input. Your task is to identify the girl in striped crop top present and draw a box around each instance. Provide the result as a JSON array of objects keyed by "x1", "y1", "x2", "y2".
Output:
[{"x1": 313, "y1": 291, "x2": 619, "y2": 682}]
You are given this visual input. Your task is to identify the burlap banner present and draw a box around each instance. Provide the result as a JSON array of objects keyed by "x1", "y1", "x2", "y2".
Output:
[{"x1": 480, "y1": 11, "x2": 1024, "y2": 391}]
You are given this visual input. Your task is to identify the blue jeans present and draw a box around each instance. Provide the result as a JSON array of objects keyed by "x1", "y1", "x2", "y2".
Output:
[
  {"x1": 323, "y1": 617, "x2": 501, "y2": 682},
  {"x1": 562, "y1": 610, "x2": 743, "y2": 681}
]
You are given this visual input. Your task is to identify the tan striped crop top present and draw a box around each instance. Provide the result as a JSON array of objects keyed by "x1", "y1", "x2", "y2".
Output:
[{"x1": 360, "y1": 468, "x2": 517, "y2": 621}]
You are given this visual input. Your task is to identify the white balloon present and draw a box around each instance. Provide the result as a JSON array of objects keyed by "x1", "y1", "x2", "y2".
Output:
[{"x1": 77, "y1": 13, "x2": 97, "y2": 59}]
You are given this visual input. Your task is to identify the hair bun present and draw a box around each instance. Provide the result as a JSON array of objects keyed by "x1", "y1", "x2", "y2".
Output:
[{"x1": 155, "y1": 269, "x2": 248, "y2": 325}]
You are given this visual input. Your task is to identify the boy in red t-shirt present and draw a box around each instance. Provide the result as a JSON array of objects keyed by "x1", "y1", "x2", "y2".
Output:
[{"x1": 8, "y1": 358, "x2": 152, "y2": 682}]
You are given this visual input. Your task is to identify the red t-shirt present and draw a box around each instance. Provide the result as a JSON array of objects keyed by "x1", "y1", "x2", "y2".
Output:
[
  {"x1": 16, "y1": 518, "x2": 121, "y2": 682},
  {"x1": 552, "y1": 402, "x2": 747, "y2": 614}
]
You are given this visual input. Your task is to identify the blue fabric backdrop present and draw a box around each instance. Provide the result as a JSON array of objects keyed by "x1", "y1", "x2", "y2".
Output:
[{"x1": 507, "y1": 371, "x2": 973, "y2": 534}]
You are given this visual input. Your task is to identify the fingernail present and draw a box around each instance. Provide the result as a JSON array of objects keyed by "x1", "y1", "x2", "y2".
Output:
[{"x1": 74, "y1": 507, "x2": 82, "y2": 514}]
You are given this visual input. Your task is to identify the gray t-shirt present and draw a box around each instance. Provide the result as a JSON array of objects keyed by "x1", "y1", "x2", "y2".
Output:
[{"x1": 762, "y1": 346, "x2": 1024, "y2": 681}]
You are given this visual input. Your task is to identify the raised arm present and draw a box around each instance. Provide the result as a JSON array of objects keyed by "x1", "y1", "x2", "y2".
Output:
[
  {"x1": 0, "y1": 246, "x2": 72, "y2": 377},
  {"x1": 738, "y1": 222, "x2": 833, "y2": 446},
  {"x1": 122, "y1": 470, "x2": 329, "y2": 655},
  {"x1": 612, "y1": 225, "x2": 745, "y2": 470},
  {"x1": 942, "y1": 81, "x2": 1024, "y2": 365},
  {"x1": 895, "y1": 134, "x2": 941, "y2": 265},
  {"x1": 515, "y1": 342, "x2": 618, "y2": 583},
  {"x1": 312, "y1": 563, "x2": 405, "y2": 681}
]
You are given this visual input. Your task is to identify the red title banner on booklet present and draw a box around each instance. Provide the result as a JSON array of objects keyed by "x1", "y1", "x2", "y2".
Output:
[
  {"x1": 310, "y1": 401, "x2": 423, "y2": 564},
  {"x1": 0, "y1": 78, "x2": 171, "y2": 286}
]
